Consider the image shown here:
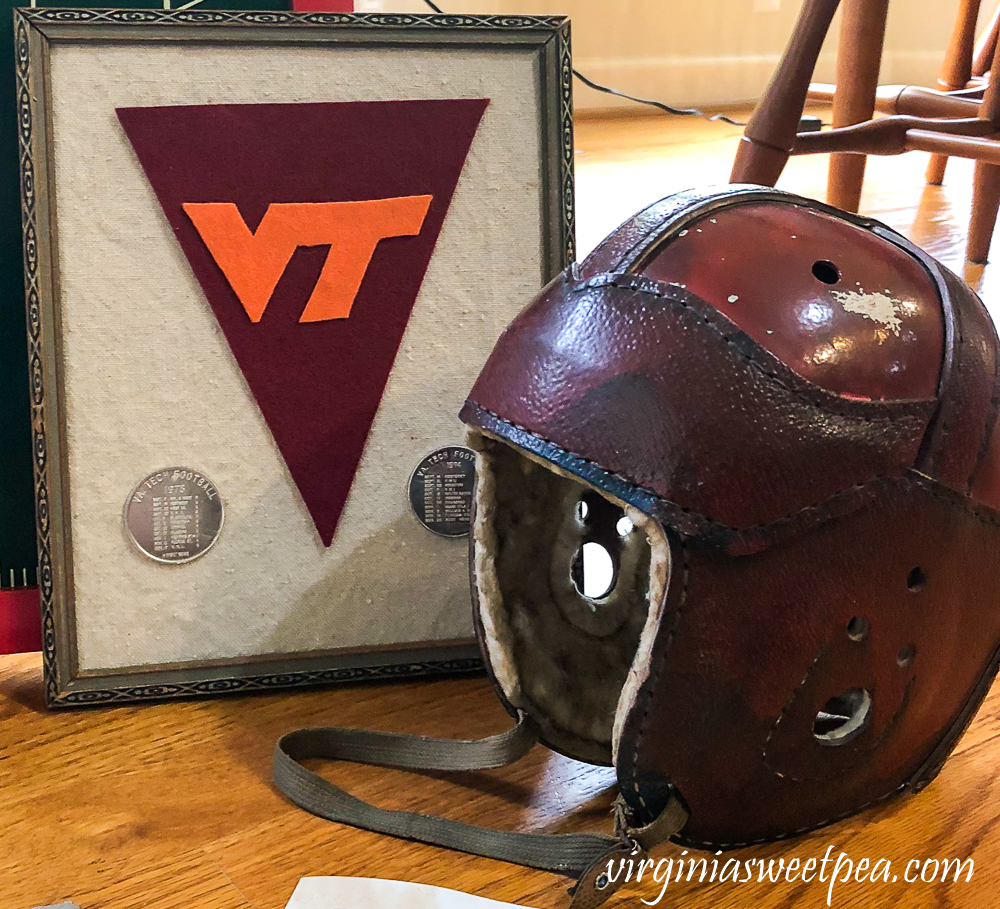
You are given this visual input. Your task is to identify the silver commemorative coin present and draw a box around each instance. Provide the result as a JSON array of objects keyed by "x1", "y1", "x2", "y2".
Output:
[
  {"x1": 408, "y1": 446, "x2": 476, "y2": 537},
  {"x1": 124, "y1": 467, "x2": 224, "y2": 564}
]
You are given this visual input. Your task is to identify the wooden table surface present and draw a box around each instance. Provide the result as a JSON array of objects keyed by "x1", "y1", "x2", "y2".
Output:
[{"x1": 4, "y1": 110, "x2": 1000, "y2": 909}]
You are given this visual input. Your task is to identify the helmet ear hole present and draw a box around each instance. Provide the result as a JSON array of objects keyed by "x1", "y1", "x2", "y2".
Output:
[
  {"x1": 907, "y1": 567, "x2": 927, "y2": 592},
  {"x1": 846, "y1": 616, "x2": 870, "y2": 641},
  {"x1": 813, "y1": 688, "x2": 872, "y2": 746},
  {"x1": 897, "y1": 644, "x2": 916, "y2": 668},
  {"x1": 572, "y1": 542, "x2": 616, "y2": 600}
]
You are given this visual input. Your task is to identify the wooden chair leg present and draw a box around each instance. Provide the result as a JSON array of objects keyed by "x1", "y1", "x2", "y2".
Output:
[
  {"x1": 732, "y1": 0, "x2": 841, "y2": 186},
  {"x1": 968, "y1": 162, "x2": 1000, "y2": 262},
  {"x1": 826, "y1": 0, "x2": 889, "y2": 211},
  {"x1": 979, "y1": 10, "x2": 1000, "y2": 127},
  {"x1": 827, "y1": 0, "x2": 891, "y2": 212},
  {"x1": 938, "y1": 0, "x2": 986, "y2": 91},
  {"x1": 926, "y1": 155, "x2": 949, "y2": 188},
  {"x1": 973, "y1": 1, "x2": 1000, "y2": 77},
  {"x1": 927, "y1": 0, "x2": 984, "y2": 185},
  {"x1": 731, "y1": 138, "x2": 794, "y2": 186},
  {"x1": 924, "y1": 155, "x2": 948, "y2": 186},
  {"x1": 964, "y1": 49, "x2": 1000, "y2": 262}
]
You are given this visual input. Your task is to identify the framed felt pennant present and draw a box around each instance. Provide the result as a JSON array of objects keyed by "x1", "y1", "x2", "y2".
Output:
[{"x1": 17, "y1": 8, "x2": 573, "y2": 705}]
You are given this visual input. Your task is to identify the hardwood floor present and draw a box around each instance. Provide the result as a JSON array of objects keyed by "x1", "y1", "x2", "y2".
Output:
[{"x1": 3, "y1": 112, "x2": 1000, "y2": 909}]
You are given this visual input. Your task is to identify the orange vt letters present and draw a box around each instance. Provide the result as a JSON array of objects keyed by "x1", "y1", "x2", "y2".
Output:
[{"x1": 182, "y1": 196, "x2": 433, "y2": 323}]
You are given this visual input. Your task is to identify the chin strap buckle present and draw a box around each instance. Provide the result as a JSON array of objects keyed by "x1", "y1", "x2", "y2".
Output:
[
  {"x1": 568, "y1": 838, "x2": 647, "y2": 909},
  {"x1": 568, "y1": 793, "x2": 689, "y2": 909}
]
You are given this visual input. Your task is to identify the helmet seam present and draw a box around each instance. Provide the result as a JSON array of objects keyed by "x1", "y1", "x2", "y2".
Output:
[
  {"x1": 467, "y1": 402, "x2": 903, "y2": 539},
  {"x1": 466, "y1": 404, "x2": 1000, "y2": 545},
  {"x1": 576, "y1": 272, "x2": 936, "y2": 423},
  {"x1": 626, "y1": 535, "x2": 691, "y2": 821},
  {"x1": 762, "y1": 645, "x2": 915, "y2": 783},
  {"x1": 967, "y1": 376, "x2": 1000, "y2": 494},
  {"x1": 673, "y1": 782, "x2": 907, "y2": 851}
]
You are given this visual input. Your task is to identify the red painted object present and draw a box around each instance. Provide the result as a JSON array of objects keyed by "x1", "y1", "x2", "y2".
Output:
[
  {"x1": 118, "y1": 99, "x2": 488, "y2": 547},
  {"x1": 0, "y1": 587, "x2": 41, "y2": 654},
  {"x1": 640, "y1": 201, "x2": 945, "y2": 401},
  {"x1": 292, "y1": 0, "x2": 353, "y2": 10}
]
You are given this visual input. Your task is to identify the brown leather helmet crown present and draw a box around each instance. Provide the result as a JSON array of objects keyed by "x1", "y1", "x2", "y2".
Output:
[{"x1": 460, "y1": 185, "x2": 1000, "y2": 849}]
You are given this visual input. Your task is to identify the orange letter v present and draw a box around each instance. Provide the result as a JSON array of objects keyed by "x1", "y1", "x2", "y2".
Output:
[{"x1": 183, "y1": 195, "x2": 432, "y2": 323}]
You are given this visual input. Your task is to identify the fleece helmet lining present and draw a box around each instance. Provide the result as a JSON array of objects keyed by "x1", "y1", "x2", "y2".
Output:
[{"x1": 470, "y1": 430, "x2": 672, "y2": 767}]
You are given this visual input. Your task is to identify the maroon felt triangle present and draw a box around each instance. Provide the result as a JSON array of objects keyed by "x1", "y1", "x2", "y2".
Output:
[{"x1": 118, "y1": 100, "x2": 489, "y2": 546}]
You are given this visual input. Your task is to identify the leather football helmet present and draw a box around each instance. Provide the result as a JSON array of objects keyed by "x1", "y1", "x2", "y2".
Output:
[
  {"x1": 460, "y1": 184, "x2": 1000, "y2": 851},
  {"x1": 276, "y1": 185, "x2": 1000, "y2": 908}
]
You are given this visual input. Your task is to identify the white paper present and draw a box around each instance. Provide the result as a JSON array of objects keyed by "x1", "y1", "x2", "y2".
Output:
[{"x1": 285, "y1": 877, "x2": 537, "y2": 909}]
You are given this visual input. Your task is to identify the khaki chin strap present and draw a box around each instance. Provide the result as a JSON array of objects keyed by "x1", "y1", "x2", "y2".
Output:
[{"x1": 272, "y1": 712, "x2": 689, "y2": 909}]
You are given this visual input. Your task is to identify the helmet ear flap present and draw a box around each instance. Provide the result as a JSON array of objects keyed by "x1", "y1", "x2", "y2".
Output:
[
  {"x1": 613, "y1": 477, "x2": 1000, "y2": 848},
  {"x1": 469, "y1": 431, "x2": 671, "y2": 766}
]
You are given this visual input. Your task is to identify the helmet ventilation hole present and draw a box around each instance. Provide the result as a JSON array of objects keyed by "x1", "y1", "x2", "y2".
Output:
[
  {"x1": 572, "y1": 542, "x2": 616, "y2": 600},
  {"x1": 907, "y1": 567, "x2": 927, "y2": 592},
  {"x1": 576, "y1": 500, "x2": 589, "y2": 522},
  {"x1": 846, "y1": 616, "x2": 869, "y2": 641},
  {"x1": 897, "y1": 644, "x2": 916, "y2": 668},
  {"x1": 812, "y1": 260, "x2": 841, "y2": 285},
  {"x1": 616, "y1": 516, "x2": 634, "y2": 536},
  {"x1": 813, "y1": 688, "x2": 872, "y2": 746}
]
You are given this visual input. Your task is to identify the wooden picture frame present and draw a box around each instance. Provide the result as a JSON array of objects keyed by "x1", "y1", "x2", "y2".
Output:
[{"x1": 16, "y1": 8, "x2": 574, "y2": 705}]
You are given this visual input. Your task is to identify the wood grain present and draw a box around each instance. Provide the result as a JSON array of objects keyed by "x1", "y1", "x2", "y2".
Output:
[{"x1": 4, "y1": 112, "x2": 1000, "y2": 909}]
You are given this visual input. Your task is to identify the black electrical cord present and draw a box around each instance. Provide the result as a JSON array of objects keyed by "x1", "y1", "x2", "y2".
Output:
[
  {"x1": 571, "y1": 70, "x2": 747, "y2": 126},
  {"x1": 419, "y1": 0, "x2": 746, "y2": 127}
]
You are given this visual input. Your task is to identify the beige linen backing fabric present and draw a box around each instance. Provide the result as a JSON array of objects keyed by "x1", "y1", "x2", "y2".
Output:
[{"x1": 47, "y1": 41, "x2": 546, "y2": 673}]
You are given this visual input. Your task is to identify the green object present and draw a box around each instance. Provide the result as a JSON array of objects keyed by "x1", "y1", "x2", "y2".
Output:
[
  {"x1": 0, "y1": 1, "x2": 288, "y2": 590},
  {"x1": 272, "y1": 711, "x2": 688, "y2": 907}
]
